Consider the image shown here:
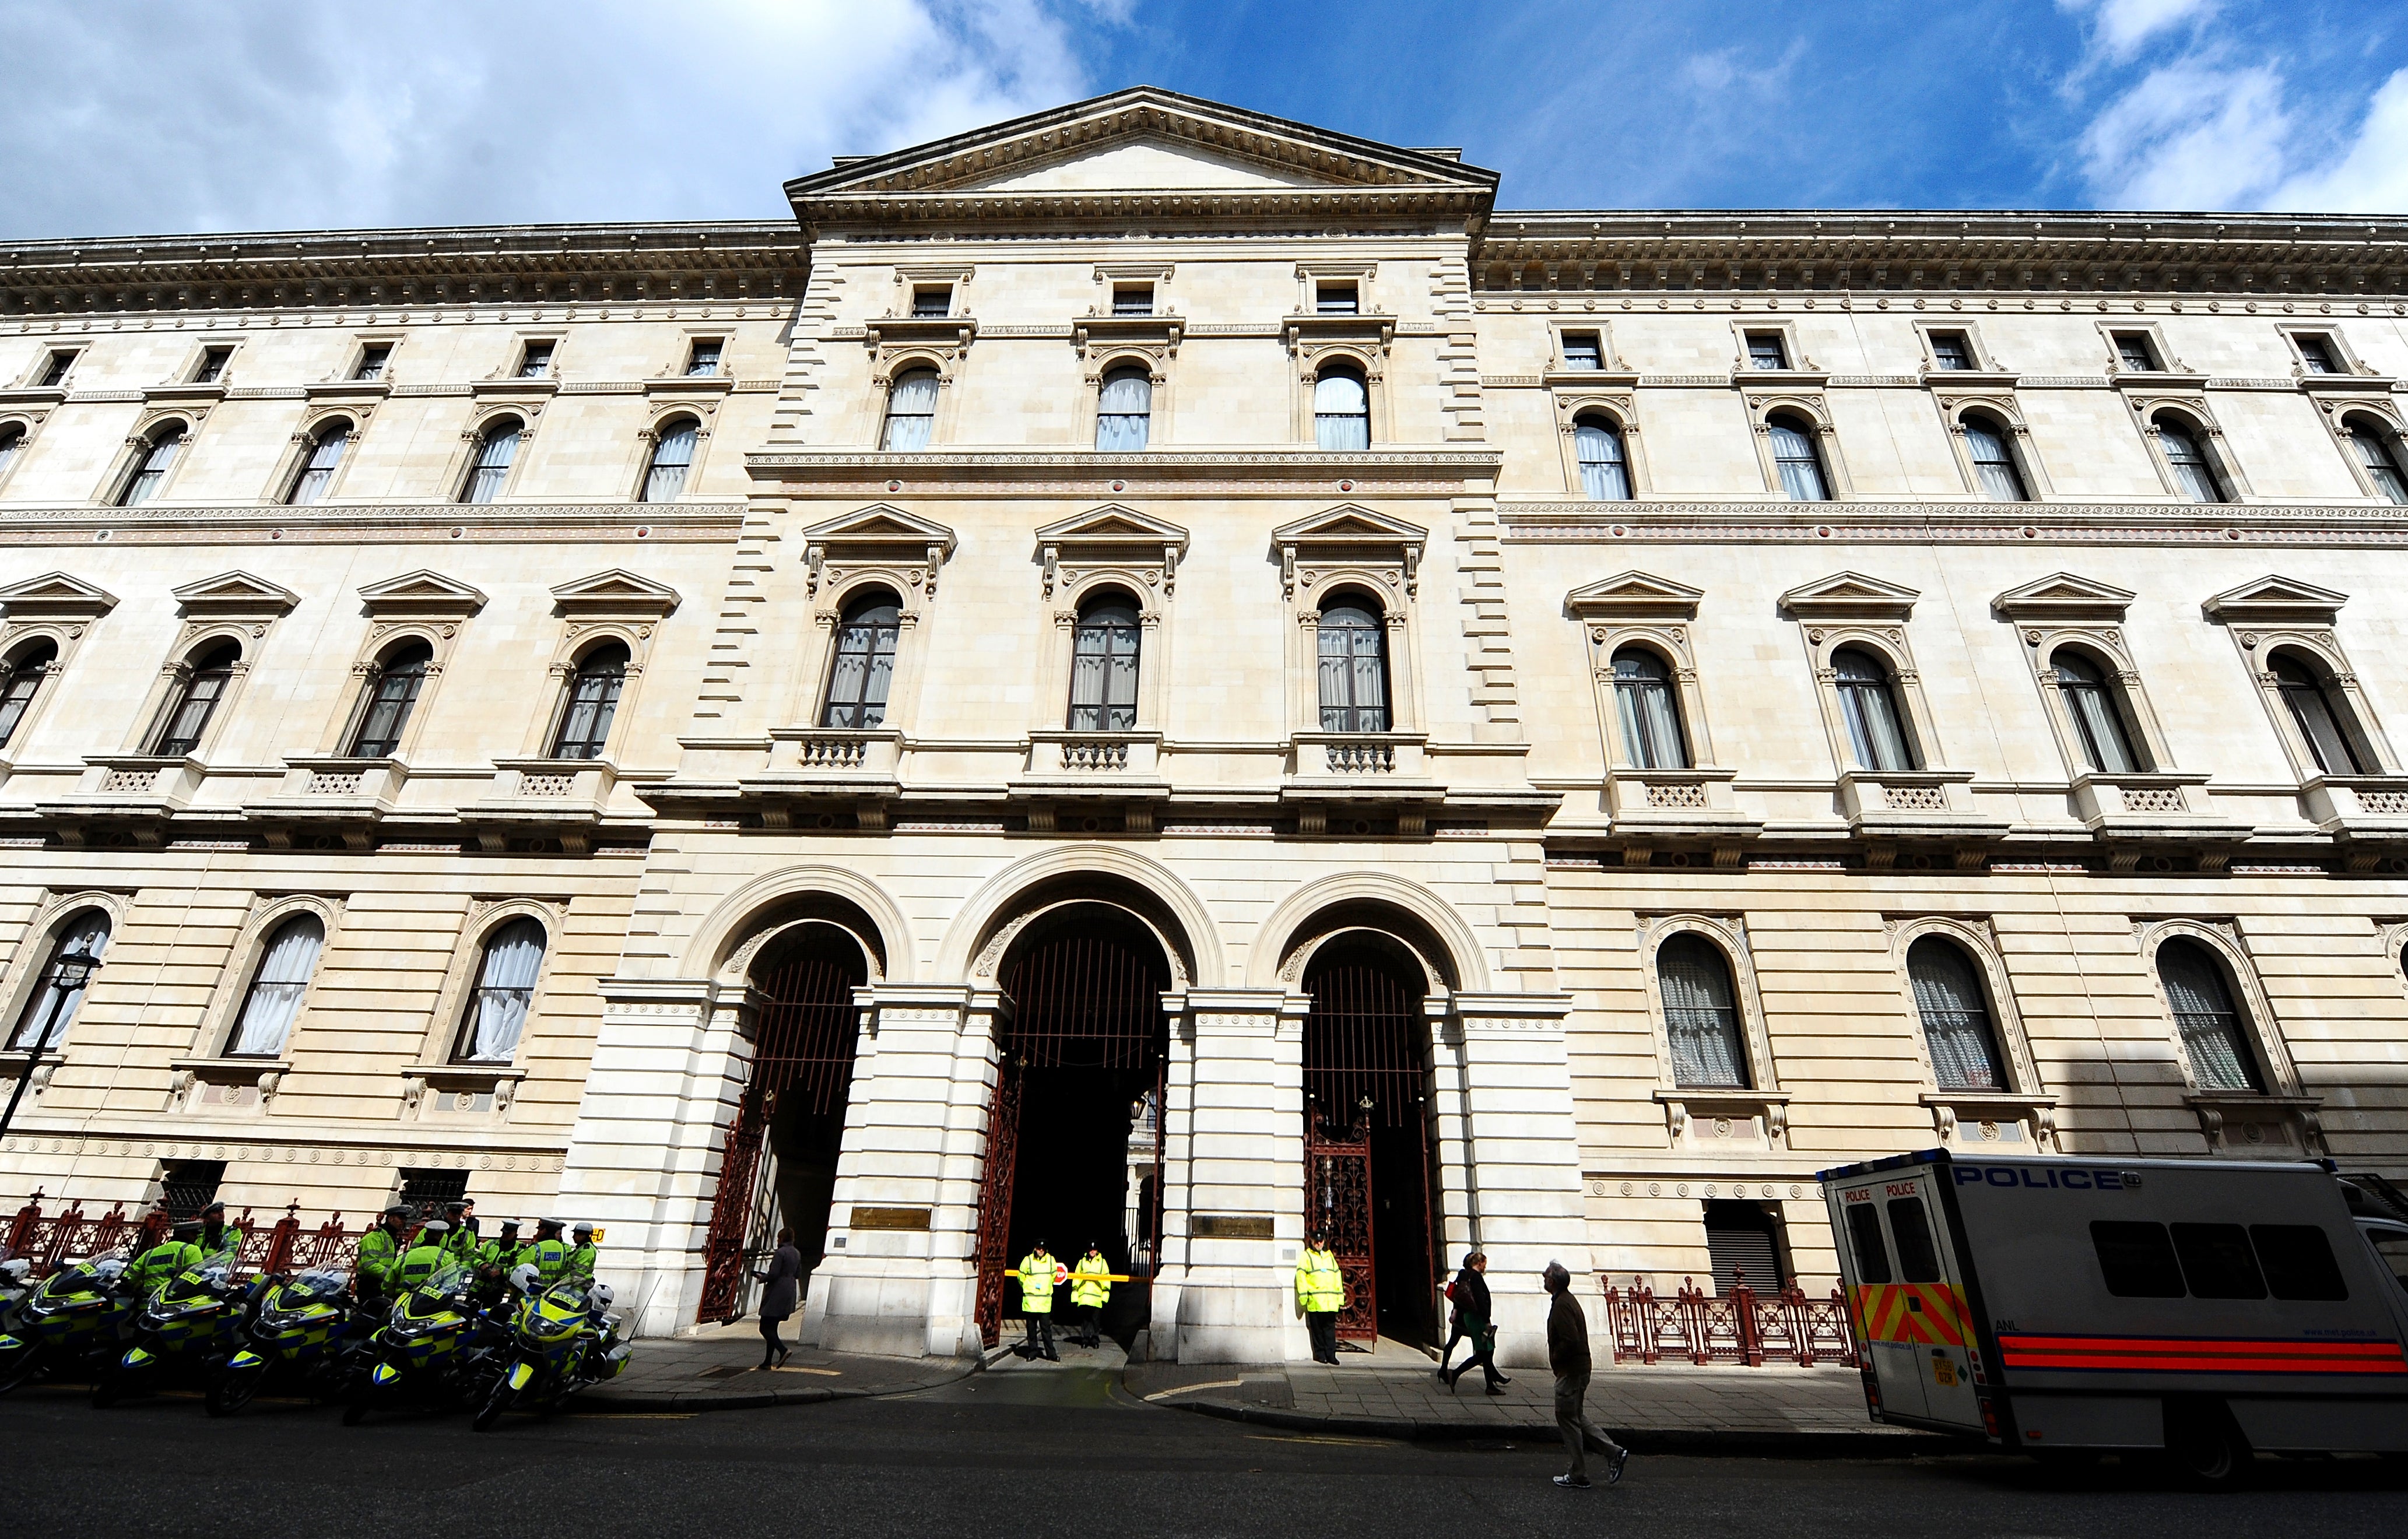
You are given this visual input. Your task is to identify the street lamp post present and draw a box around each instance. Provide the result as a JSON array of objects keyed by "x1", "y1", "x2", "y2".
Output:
[{"x1": 0, "y1": 950, "x2": 98, "y2": 1145}]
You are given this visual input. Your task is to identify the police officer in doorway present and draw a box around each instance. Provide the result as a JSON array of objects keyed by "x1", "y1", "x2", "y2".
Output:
[
  {"x1": 1069, "y1": 1242, "x2": 1112, "y2": 1349},
  {"x1": 1296, "y1": 1228, "x2": 1347, "y2": 1365},
  {"x1": 1016, "y1": 1238, "x2": 1061, "y2": 1361}
]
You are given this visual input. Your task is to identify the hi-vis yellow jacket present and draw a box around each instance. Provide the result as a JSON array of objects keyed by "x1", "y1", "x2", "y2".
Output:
[
  {"x1": 1296, "y1": 1246, "x2": 1347, "y2": 1313},
  {"x1": 1070, "y1": 1253, "x2": 1112, "y2": 1309},
  {"x1": 1018, "y1": 1251, "x2": 1061, "y2": 1313}
]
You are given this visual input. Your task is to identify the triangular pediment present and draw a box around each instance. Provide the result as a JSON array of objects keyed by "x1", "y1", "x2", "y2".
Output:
[
  {"x1": 1035, "y1": 504, "x2": 1190, "y2": 550},
  {"x1": 550, "y1": 569, "x2": 680, "y2": 620},
  {"x1": 799, "y1": 504, "x2": 959, "y2": 557},
  {"x1": 1992, "y1": 572, "x2": 2135, "y2": 624},
  {"x1": 1565, "y1": 571, "x2": 1705, "y2": 621},
  {"x1": 0, "y1": 571, "x2": 117, "y2": 621},
  {"x1": 789, "y1": 88, "x2": 1496, "y2": 226},
  {"x1": 357, "y1": 570, "x2": 487, "y2": 620},
  {"x1": 2202, "y1": 574, "x2": 2349, "y2": 626},
  {"x1": 1272, "y1": 504, "x2": 1428, "y2": 549},
  {"x1": 1778, "y1": 571, "x2": 1920, "y2": 622},
  {"x1": 171, "y1": 571, "x2": 300, "y2": 618}
]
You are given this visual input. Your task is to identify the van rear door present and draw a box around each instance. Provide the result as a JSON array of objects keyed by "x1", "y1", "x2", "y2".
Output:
[{"x1": 1837, "y1": 1166, "x2": 1984, "y2": 1432}]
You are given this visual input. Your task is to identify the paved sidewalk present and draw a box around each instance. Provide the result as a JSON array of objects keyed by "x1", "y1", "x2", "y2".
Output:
[
  {"x1": 584, "y1": 1322, "x2": 977, "y2": 1411},
  {"x1": 1125, "y1": 1344, "x2": 1953, "y2": 1454}
]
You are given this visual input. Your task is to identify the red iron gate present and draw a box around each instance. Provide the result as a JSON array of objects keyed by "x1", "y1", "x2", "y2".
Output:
[
  {"x1": 1301, "y1": 951, "x2": 1435, "y2": 1343},
  {"x1": 1304, "y1": 1118, "x2": 1377, "y2": 1339},
  {"x1": 971, "y1": 1059, "x2": 1024, "y2": 1348}
]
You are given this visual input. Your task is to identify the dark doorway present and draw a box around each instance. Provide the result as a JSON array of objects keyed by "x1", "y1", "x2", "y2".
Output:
[
  {"x1": 696, "y1": 923, "x2": 865, "y2": 1322},
  {"x1": 1304, "y1": 935, "x2": 1440, "y2": 1346},
  {"x1": 1703, "y1": 1199, "x2": 1793, "y2": 1296},
  {"x1": 973, "y1": 905, "x2": 1168, "y2": 1348}
]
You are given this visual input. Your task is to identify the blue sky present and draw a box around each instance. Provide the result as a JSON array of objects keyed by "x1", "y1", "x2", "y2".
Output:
[{"x1": 4, "y1": 0, "x2": 2405, "y2": 238}]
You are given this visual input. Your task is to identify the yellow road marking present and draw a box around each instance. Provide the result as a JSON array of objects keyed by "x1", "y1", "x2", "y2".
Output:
[
  {"x1": 1248, "y1": 1432, "x2": 1389, "y2": 1447},
  {"x1": 767, "y1": 1365, "x2": 841, "y2": 1376},
  {"x1": 1142, "y1": 1378, "x2": 1247, "y2": 1400}
]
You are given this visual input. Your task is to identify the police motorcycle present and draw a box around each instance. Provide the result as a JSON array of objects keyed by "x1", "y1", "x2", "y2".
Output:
[
  {"x1": 341, "y1": 1259, "x2": 504, "y2": 1424},
  {"x1": 205, "y1": 1266, "x2": 363, "y2": 1416},
  {"x1": 91, "y1": 1245, "x2": 254, "y2": 1408},
  {"x1": 0, "y1": 1251, "x2": 137, "y2": 1394},
  {"x1": 0, "y1": 1258, "x2": 31, "y2": 1339},
  {"x1": 471, "y1": 1264, "x2": 633, "y2": 1431}
]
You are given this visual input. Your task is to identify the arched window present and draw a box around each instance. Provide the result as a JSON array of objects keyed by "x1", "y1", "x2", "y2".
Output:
[
  {"x1": 1963, "y1": 414, "x2": 2028, "y2": 501},
  {"x1": 1575, "y1": 416, "x2": 1631, "y2": 500},
  {"x1": 149, "y1": 641, "x2": 240, "y2": 757},
  {"x1": 0, "y1": 421, "x2": 24, "y2": 477},
  {"x1": 1658, "y1": 933, "x2": 1749, "y2": 1088},
  {"x1": 2344, "y1": 416, "x2": 2408, "y2": 505},
  {"x1": 1767, "y1": 412, "x2": 1830, "y2": 501},
  {"x1": 1612, "y1": 646, "x2": 1687, "y2": 768},
  {"x1": 0, "y1": 638, "x2": 57, "y2": 749},
  {"x1": 226, "y1": 914, "x2": 325, "y2": 1057},
  {"x1": 2053, "y1": 651, "x2": 2144, "y2": 774},
  {"x1": 1833, "y1": 647, "x2": 1918, "y2": 771},
  {"x1": 459, "y1": 417, "x2": 521, "y2": 504},
  {"x1": 2270, "y1": 651, "x2": 2367, "y2": 775},
  {"x1": 1314, "y1": 368, "x2": 1369, "y2": 451},
  {"x1": 7, "y1": 911, "x2": 110, "y2": 1052},
  {"x1": 2157, "y1": 939, "x2": 2265, "y2": 1092},
  {"x1": 550, "y1": 642, "x2": 627, "y2": 760},
  {"x1": 1907, "y1": 936, "x2": 2007, "y2": 1091},
  {"x1": 881, "y1": 368, "x2": 939, "y2": 451},
  {"x1": 2154, "y1": 414, "x2": 2227, "y2": 504},
  {"x1": 820, "y1": 591, "x2": 900, "y2": 729},
  {"x1": 286, "y1": 419, "x2": 350, "y2": 505},
  {"x1": 347, "y1": 641, "x2": 431, "y2": 758},
  {"x1": 1068, "y1": 595, "x2": 1141, "y2": 730},
  {"x1": 1096, "y1": 366, "x2": 1152, "y2": 451},
  {"x1": 453, "y1": 917, "x2": 545, "y2": 1064},
  {"x1": 1316, "y1": 597, "x2": 1389, "y2": 732},
  {"x1": 641, "y1": 417, "x2": 698, "y2": 502},
  {"x1": 119, "y1": 423, "x2": 185, "y2": 507}
]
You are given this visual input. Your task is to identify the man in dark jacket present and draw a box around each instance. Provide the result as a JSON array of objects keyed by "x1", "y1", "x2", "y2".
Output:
[
  {"x1": 1438, "y1": 1250, "x2": 1507, "y2": 1393},
  {"x1": 1545, "y1": 1260, "x2": 1628, "y2": 1489}
]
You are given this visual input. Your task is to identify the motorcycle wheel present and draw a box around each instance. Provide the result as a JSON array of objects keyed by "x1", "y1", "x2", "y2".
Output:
[
  {"x1": 472, "y1": 1373, "x2": 515, "y2": 1432},
  {"x1": 341, "y1": 1380, "x2": 372, "y2": 1426},
  {"x1": 205, "y1": 1367, "x2": 259, "y2": 1418},
  {"x1": 0, "y1": 1347, "x2": 41, "y2": 1397}
]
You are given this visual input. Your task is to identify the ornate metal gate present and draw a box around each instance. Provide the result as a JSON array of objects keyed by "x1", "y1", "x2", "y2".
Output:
[
  {"x1": 697, "y1": 941, "x2": 862, "y2": 1323},
  {"x1": 971, "y1": 1057, "x2": 1024, "y2": 1348},
  {"x1": 1303, "y1": 951, "x2": 1435, "y2": 1343},
  {"x1": 1305, "y1": 1114, "x2": 1377, "y2": 1339}
]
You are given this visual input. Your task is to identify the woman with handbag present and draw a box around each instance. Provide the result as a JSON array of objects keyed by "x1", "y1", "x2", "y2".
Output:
[{"x1": 1439, "y1": 1250, "x2": 1508, "y2": 1394}]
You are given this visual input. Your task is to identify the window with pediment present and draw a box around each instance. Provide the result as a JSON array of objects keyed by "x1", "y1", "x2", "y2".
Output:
[
  {"x1": 1315, "y1": 595, "x2": 1390, "y2": 733},
  {"x1": 1611, "y1": 646, "x2": 1687, "y2": 770},
  {"x1": 0, "y1": 638, "x2": 55, "y2": 750},
  {"x1": 2205, "y1": 576, "x2": 2397, "y2": 787},
  {"x1": 1068, "y1": 593, "x2": 1142, "y2": 731},
  {"x1": 347, "y1": 640, "x2": 431, "y2": 759},
  {"x1": 821, "y1": 588, "x2": 901, "y2": 729},
  {"x1": 550, "y1": 641, "x2": 627, "y2": 760}
]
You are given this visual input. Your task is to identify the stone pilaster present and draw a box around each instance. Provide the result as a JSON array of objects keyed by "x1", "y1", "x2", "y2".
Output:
[{"x1": 1164, "y1": 989, "x2": 1298, "y2": 1363}]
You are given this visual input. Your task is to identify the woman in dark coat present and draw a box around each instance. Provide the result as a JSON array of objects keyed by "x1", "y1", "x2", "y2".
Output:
[
  {"x1": 753, "y1": 1227, "x2": 801, "y2": 1369},
  {"x1": 1440, "y1": 1250, "x2": 1508, "y2": 1393}
]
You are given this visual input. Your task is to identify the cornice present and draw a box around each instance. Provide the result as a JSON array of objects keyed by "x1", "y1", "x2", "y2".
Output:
[
  {"x1": 1498, "y1": 500, "x2": 2408, "y2": 546},
  {"x1": 743, "y1": 448, "x2": 1501, "y2": 496},
  {"x1": 0, "y1": 500, "x2": 744, "y2": 543}
]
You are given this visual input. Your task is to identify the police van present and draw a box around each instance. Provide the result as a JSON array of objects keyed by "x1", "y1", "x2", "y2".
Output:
[{"x1": 1817, "y1": 1151, "x2": 2408, "y2": 1480}]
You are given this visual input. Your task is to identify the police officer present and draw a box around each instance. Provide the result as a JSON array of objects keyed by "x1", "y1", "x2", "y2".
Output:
[
  {"x1": 1296, "y1": 1228, "x2": 1347, "y2": 1365},
  {"x1": 394, "y1": 1219, "x2": 454, "y2": 1294},
  {"x1": 566, "y1": 1222, "x2": 599, "y2": 1285},
  {"x1": 127, "y1": 1220, "x2": 204, "y2": 1300},
  {"x1": 522, "y1": 1218, "x2": 571, "y2": 1287},
  {"x1": 481, "y1": 1219, "x2": 523, "y2": 1273},
  {"x1": 1016, "y1": 1237, "x2": 1061, "y2": 1361},
  {"x1": 354, "y1": 1204, "x2": 410, "y2": 1309},
  {"x1": 196, "y1": 1200, "x2": 244, "y2": 1262},
  {"x1": 1069, "y1": 1242, "x2": 1112, "y2": 1349},
  {"x1": 440, "y1": 1201, "x2": 483, "y2": 1272}
]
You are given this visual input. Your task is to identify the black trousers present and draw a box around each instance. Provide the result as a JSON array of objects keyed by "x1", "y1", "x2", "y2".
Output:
[
  {"x1": 1305, "y1": 1310, "x2": 1339, "y2": 1363},
  {"x1": 759, "y1": 1312, "x2": 788, "y2": 1365},
  {"x1": 1023, "y1": 1312, "x2": 1056, "y2": 1357},
  {"x1": 1438, "y1": 1312, "x2": 1469, "y2": 1372},
  {"x1": 1071, "y1": 1303, "x2": 1101, "y2": 1345},
  {"x1": 1449, "y1": 1319, "x2": 1501, "y2": 1387}
]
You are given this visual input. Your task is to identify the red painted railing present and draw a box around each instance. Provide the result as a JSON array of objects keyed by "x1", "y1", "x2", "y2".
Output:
[
  {"x1": 3, "y1": 1196, "x2": 371, "y2": 1280},
  {"x1": 1601, "y1": 1274, "x2": 1862, "y2": 1368}
]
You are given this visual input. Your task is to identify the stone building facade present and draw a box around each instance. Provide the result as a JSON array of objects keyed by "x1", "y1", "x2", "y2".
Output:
[{"x1": 2, "y1": 89, "x2": 2407, "y2": 1363}]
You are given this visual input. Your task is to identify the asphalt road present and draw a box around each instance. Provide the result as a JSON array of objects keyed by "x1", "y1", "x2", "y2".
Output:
[{"x1": 3, "y1": 1366, "x2": 2400, "y2": 1538}]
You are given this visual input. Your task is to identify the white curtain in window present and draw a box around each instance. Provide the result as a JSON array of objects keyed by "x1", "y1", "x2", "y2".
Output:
[
  {"x1": 2158, "y1": 941, "x2": 2261, "y2": 1091},
  {"x1": 1768, "y1": 419, "x2": 1829, "y2": 501},
  {"x1": 229, "y1": 915, "x2": 324, "y2": 1056},
  {"x1": 1576, "y1": 420, "x2": 1631, "y2": 500},
  {"x1": 1658, "y1": 936, "x2": 1748, "y2": 1088},
  {"x1": 2156, "y1": 420, "x2": 2224, "y2": 503},
  {"x1": 461, "y1": 919, "x2": 545, "y2": 1063},
  {"x1": 2349, "y1": 425, "x2": 2408, "y2": 505},
  {"x1": 1314, "y1": 373, "x2": 1370, "y2": 451},
  {"x1": 1908, "y1": 938, "x2": 2003, "y2": 1090},
  {"x1": 123, "y1": 428, "x2": 184, "y2": 506},
  {"x1": 1096, "y1": 370, "x2": 1152, "y2": 451},
  {"x1": 2054, "y1": 653, "x2": 2140, "y2": 773},
  {"x1": 643, "y1": 421, "x2": 697, "y2": 502},
  {"x1": 1835, "y1": 650, "x2": 1915, "y2": 771},
  {"x1": 882, "y1": 370, "x2": 940, "y2": 451},
  {"x1": 1963, "y1": 420, "x2": 2027, "y2": 501},
  {"x1": 9, "y1": 911, "x2": 110, "y2": 1050},
  {"x1": 1612, "y1": 649, "x2": 1686, "y2": 768},
  {"x1": 2272, "y1": 654, "x2": 2364, "y2": 775},
  {"x1": 462, "y1": 423, "x2": 519, "y2": 504},
  {"x1": 289, "y1": 424, "x2": 349, "y2": 505}
]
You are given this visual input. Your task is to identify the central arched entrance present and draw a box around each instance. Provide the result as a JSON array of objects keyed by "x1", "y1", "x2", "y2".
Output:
[
  {"x1": 697, "y1": 921, "x2": 866, "y2": 1322},
  {"x1": 1303, "y1": 932, "x2": 1441, "y2": 1347},
  {"x1": 973, "y1": 902, "x2": 1170, "y2": 1348}
]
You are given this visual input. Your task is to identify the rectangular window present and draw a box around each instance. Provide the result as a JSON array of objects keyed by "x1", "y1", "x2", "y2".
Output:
[
  {"x1": 353, "y1": 344, "x2": 392, "y2": 381},
  {"x1": 1560, "y1": 332, "x2": 1603, "y2": 370},
  {"x1": 2249, "y1": 1224, "x2": 2349, "y2": 1301},
  {"x1": 2113, "y1": 332, "x2": 2158, "y2": 372},
  {"x1": 911, "y1": 285, "x2": 951, "y2": 318},
  {"x1": 395, "y1": 1166, "x2": 468, "y2": 1221},
  {"x1": 2295, "y1": 335, "x2": 2338, "y2": 374},
  {"x1": 518, "y1": 340, "x2": 555, "y2": 378},
  {"x1": 1887, "y1": 1197, "x2": 1943, "y2": 1284},
  {"x1": 1112, "y1": 284, "x2": 1154, "y2": 316},
  {"x1": 38, "y1": 350, "x2": 77, "y2": 388},
  {"x1": 686, "y1": 338, "x2": 723, "y2": 377},
  {"x1": 191, "y1": 346, "x2": 233, "y2": 384},
  {"x1": 1746, "y1": 332, "x2": 1789, "y2": 370},
  {"x1": 157, "y1": 1158, "x2": 226, "y2": 1219},
  {"x1": 2091, "y1": 1220, "x2": 2187, "y2": 1297},
  {"x1": 1703, "y1": 1201, "x2": 1789, "y2": 1295},
  {"x1": 1844, "y1": 1201, "x2": 1894, "y2": 1285},
  {"x1": 2171, "y1": 1222, "x2": 2269, "y2": 1299},
  {"x1": 1315, "y1": 282, "x2": 1359, "y2": 315},
  {"x1": 1929, "y1": 332, "x2": 1973, "y2": 370}
]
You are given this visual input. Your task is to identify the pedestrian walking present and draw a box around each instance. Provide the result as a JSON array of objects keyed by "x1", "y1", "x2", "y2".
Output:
[
  {"x1": 1069, "y1": 1241, "x2": 1112, "y2": 1348},
  {"x1": 1543, "y1": 1260, "x2": 1629, "y2": 1490},
  {"x1": 1296, "y1": 1228, "x2": 1346, "y2": 1365},
  {"x1": 753, "y1": 1226, "x2": 801, "y2": 1370},
  {"x1": 1439, "y1": 1250, "x2": 1508, "y2": 1394},
  {"x1": 1016, "y1": 1238, "x2": 1061, "y2": 1361}
]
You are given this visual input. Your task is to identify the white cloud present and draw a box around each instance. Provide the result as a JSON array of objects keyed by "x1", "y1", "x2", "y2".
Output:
[
  {"x1": 2058, "y1": 0, "x2": 2219, "y2": 64},
  {"x1": 2265, "y1": 67, "x2": 2408, "y2": 212},
  {"x1": 2076, "y1": 59, "x2": 2291, "y2": 208},
  {"x1": 0, "y1": 0, "x2": 1107, "y2": 238}
]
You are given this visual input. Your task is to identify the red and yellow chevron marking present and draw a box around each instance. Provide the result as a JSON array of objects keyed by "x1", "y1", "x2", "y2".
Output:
[
  {"x1": 1852, "y1": 1282, "x2": 1971, "y2": 1347},
  {"x1": 1999, "y1": 1333, "x2": 2408, "y2": 1377}
]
